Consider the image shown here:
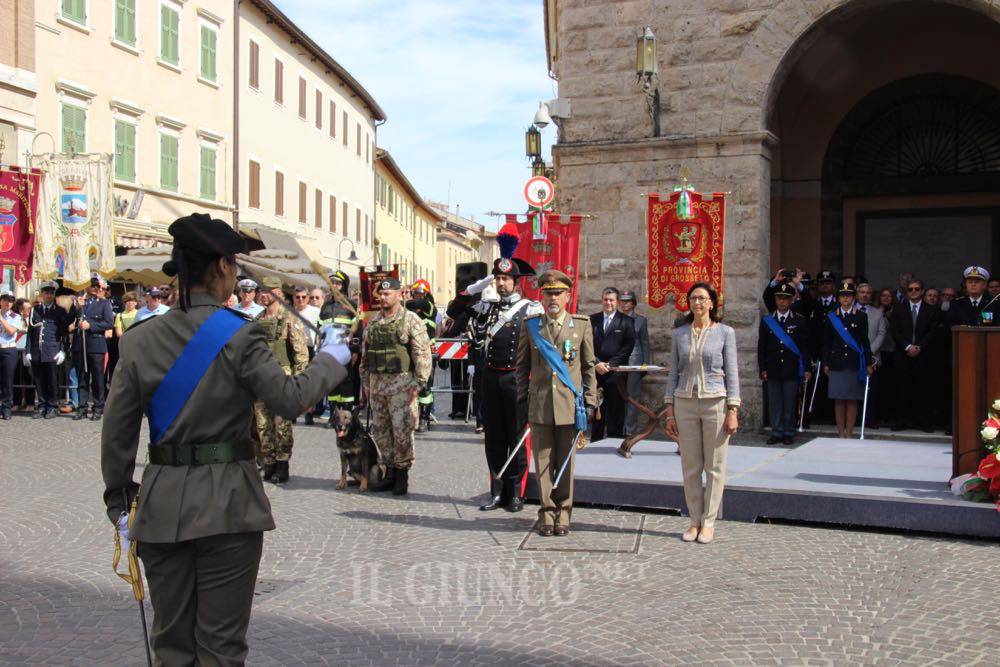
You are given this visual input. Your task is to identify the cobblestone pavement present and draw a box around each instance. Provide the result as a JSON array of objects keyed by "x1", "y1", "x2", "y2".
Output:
[{"x1": 0, "y1": 403, "x2": 996, "y2": 666}]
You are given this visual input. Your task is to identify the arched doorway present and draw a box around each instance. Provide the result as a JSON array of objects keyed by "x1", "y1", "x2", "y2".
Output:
[
  {"x1": 824, "y1": 74, "x2": 1000, "y2": 289},
  {"x1": 768, "y1": 0, "x2": 1000, "y2": 286}
]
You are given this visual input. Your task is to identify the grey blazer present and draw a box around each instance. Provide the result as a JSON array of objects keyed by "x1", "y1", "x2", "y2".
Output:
[
  {"x1": 627, "y1": 313, "x2": 652, "y2": 365},
  {"x1": 860, "y1": 305, "x2": 887, "y2": 363},
  {"x1": 665, "y1": 322, "x2": 741, "y2": 406}
]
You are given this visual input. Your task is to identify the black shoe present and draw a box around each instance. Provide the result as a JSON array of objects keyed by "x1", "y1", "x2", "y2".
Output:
[
  {"x1": 274, "y1": 461, "x2": 290, "y2": 484},
  {"x1": 262, "y1": 463, "x2": 276, "y2": 482},
  {"x1": 304, "y1": 413, "x2": 314, "y2": 426},
  {"x1": 1, "y1": 409, "x2": 10, "y2": 421},
  {"x1": 43, "y1": 408, "x2": 55, "y2": 419},
  {"x1": 91, "y1": 411, "x2": 103, "y2": 421},
  {"x1": 392, "y1": 468, "x2": 409, "y2": 495},
  {"x1": 766, "y1": 436, "x2": 780, "y2": 445},
  {"x1": 32, "y1": 410, "x2": 44, "y2": 420},
  {"x1": 782, "y1": 436, "x2": 794, "y2": 445},
  {"x1": 416, "y1": 419, "x2": 427, "y2": 433},
  {"x1": 479, "y1": 495, "x2": 503, "y2": 511},
  {"x1": 506, "y1": 497, "x2": 524, "y2": 513},
  {"x1": 73, "y1": 409, "x2": 87, "y2": 420},
  {"x1": 891, "y1": 423, "x2": 907, "y2": 432},
  {"x1": 448, "y1": 412, "x2": 463, "y2": 419},
  {"x1": 944, "y1": 428, "x2": 953, "y2": 436}
]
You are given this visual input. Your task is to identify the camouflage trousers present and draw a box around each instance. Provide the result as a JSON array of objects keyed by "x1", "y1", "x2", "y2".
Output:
[
  {"x1": 254, "y1": 400, "x2": 294, "y2": 463},
  {"x1": 368, "y1": 372, "x2": 418, "y2": 469}
]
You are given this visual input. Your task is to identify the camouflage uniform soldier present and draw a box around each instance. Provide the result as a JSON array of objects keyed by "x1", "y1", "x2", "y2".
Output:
[
  {"x1": 254, "y1": 276, "x2": 309, "y2": 483},
  {"x1": 361, "y1": 277, "x2": 432, "y2": 495}
]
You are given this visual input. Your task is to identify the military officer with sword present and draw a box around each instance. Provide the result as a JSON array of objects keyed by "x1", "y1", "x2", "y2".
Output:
[
  {"x1": 102, "y1": 214, "x2": 351, "y2": 665},
  {"x1": 516, "y1": 270, "x2": 596, "y2": 537}
]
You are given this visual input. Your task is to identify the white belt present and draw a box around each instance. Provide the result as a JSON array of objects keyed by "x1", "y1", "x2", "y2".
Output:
[{"x1": 0, "y1": 342, "x2": 17, "y2": 349}]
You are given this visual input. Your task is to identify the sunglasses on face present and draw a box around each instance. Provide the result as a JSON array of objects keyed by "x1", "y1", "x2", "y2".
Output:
[
  {"x1": 294, "y1": 295, "x2": 308, "y2": 301},
  {"x1": 907, "y1": 287, "x2": 922, "y2": 292}
]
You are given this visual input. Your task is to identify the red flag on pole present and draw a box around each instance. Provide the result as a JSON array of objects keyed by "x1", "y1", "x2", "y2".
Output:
[
  {"x1": 514, "y1": 212, "x2": 583, "y2": 313},
  {"x1": 0, "y1": 166, "x2": 42, "y2": 285}
]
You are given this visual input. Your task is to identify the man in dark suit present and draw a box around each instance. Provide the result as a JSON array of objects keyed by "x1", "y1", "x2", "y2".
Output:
[
  {"x1": 758, "y1": 282, "x2": 811, "y2": 445},
  {"x1": 589, "y1": 287, "x2": 635, "y2": 441},
  {"x1": 618, "y1": 289, "x2": 651, "y2": 436},
  {"x1": 27, "y1": 281, "x2": 69, "y2": 419},
  {"x1": 804, "y1": 271, "x2": 837, "y2": 424},
  {"x1": 69, "y1": 276, "x2": 115, "y2": 420},
  {"x1": 889, "y1": 278, "x2": 939, "y2": 432}
]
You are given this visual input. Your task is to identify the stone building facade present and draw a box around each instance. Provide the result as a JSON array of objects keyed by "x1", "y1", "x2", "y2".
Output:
[{"x1": 543, "y1": 0, "x2": 1000, "y2": 425}]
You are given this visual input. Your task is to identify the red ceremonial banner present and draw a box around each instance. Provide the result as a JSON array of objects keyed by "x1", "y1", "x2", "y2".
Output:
[
  {"x1": 647, "y1": 190, "x2": 726, "y2": 311},
  {"x1": 512, "y1": 212, "x2": 583, "y2": 313},
  {"x1": 0, "y1": 166, "x2": 42, "y2": 285},
  {"x1": 359, "y1": 265, "x2": 400, "y2": 316}
]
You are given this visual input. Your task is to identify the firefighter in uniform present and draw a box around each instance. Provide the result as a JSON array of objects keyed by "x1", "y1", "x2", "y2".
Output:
[
  {"x1": 407, "y1": 279, "x2": 438, "y2": 432},
  {"x1": 253, "y1": 276, "x2": 310, "y2": 483},
  {"x1": 101, "y1": 214, "x2": 349, "y2": 665},
  {"x1": 470, "y1": 257, "x2": 541, "y2": 512},
  {"x1": 320, "y1": 270, "x2": 359, "y2": 425},
  {"x1": 516, "y1": 270, "x2": 597, "y2": 536},
  {"x1": 360, "y1": 277, "x2": 432, "y2": 495}
]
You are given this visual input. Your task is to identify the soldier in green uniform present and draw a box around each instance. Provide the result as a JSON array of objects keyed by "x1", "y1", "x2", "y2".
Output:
[
  {"x1": 516, "y1": 270, "x2": 597, "y2": 536},
  {"x1": 360, "y1": 277, "x2": 432, "y2": 495},
  {"x1": 320, "y1": 270, "x2": 360, "y2": 425},
  {"x1": 101, "y1": 214, "x2": 349, "y2": 665},
  {"x1": 254, "y1": 276, "x2": 310, "y2": 483}
]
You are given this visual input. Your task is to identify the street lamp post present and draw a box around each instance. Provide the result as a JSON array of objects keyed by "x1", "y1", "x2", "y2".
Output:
[
  {"x1": 337, "y1": 237, "x2": 359, "y2": 270},
  {"x1": 636, "y1": 26, "x2": 661, "y2": 137}
]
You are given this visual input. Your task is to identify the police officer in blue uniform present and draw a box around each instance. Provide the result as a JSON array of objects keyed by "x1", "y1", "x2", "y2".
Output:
[
  {"x1": 69, "y1": 276, "x2": 115, "y2": 420},
  {"x1": 27, "y1": 281, "x2": 69, "y2": 419},
  {"x1": 757, "y1": 282, "x2": 812, "y2": 445}
]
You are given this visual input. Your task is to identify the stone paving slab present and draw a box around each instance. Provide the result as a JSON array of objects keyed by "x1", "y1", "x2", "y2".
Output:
[{"x1": 0, "y1": 406, "x2": 996, "y2": 665}]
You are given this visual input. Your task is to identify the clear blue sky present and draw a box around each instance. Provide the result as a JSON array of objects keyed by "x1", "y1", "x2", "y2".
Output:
[{"x1": 278, "y1": 0, "x2": 557, "y2": 230}]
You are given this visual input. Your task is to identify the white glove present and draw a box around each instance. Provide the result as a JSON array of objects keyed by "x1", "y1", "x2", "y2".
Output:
[
  {"x1": 24, "y1": 352, "x2": 31, "y2": 364},
  {"x1": 117, "y1": 513, "x2": 131, "y2": 552},
  {"x1": 317, "y1": 325, "x2": 351, "y2": 366},
  {"x1": 54, "y1": 351, "x2": 65, "y2": 365},
  {"x1": 481, "y1": 285, "x2": 499, "y2": 303},
  {"x1": 465, "y1": 274, "x2": 494, "y2": 296},
  {"x1": 467, "y1": 365, "x2": 475, "y2": 378}
]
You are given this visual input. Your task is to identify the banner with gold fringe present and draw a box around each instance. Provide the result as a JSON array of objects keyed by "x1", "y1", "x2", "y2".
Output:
[{"x1": 647, "y1": 188, "x2": 725, "y2": 311}]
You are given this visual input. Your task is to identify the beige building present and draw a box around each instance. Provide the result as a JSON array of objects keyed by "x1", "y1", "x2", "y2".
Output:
[
  {"x1": 429, "y1": 202, "x2": 489, "y2": 304},
  {"x1": 543, "y1": 0, "x2": 1000, "y2": 424},
  {"x1": 374, "y1": 148, "x2": 442, "y2": 290},
  {"x1": 0, "y1": 0, "x2": 36, "y2": 167},
  {"x1": 237, "y1": 0, "x2": 384, "y2": 282},
  {"x1": 34, "y1": 0, "x2": 235, "y2": 246}
]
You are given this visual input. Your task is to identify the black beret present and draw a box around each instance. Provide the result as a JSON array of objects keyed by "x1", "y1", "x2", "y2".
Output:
[
  {"x1": 168, "y1": 213, "x2": 246, "y2": 256},
  {"x1": 378, "y1": 277, "x2": 401, "y2": 291}
]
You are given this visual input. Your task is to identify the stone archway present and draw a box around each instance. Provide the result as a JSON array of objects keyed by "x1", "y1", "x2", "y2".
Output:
[{"x1": 757, "y1": 0, "x2": 1000, "y2": 275}]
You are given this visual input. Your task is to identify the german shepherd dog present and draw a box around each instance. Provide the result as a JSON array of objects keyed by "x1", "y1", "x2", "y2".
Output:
[{"x1": 330, "y1": 406, "x2": 386, "y2": 492}]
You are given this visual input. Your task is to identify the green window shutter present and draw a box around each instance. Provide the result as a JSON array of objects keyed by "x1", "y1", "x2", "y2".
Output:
[
  {"x1": 160, "y1": 134, "x2": 178, "y2": 191},
  {"x1": 200, "y1": 26, "x2": 217, "y2": 81},
  {"x1": 62, "y1": 0, "x2": 86, "y2": 24},
  {"x1": 200, "y1": 146, "x2": 216, "y2": 200},
  {"x1": 61, "y1": 105, "x2": 85, "y2": 154},
  {"x1": 161, "y1": 6, "x2": 179, "y2": 65},
  {"x1": 116, "y1": 1, "x2": 136, "y2": 45},
  {"x1": 114, "y1": 121, "x2": 136, "y2": 182}
]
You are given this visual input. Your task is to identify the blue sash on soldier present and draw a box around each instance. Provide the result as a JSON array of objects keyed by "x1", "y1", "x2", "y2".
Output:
[
  {"x1": 147, "y1": 309, "x2": 247, "y2": 445},
  {"x1": 526, "y1": 318, "x2": 588, "y2": 431},
  {"x1": 762, "y1": 314, "x2": 805, "y2": 380},
  {"x1": 826, "y1": 311, "x2": 867, "y2": 385}
]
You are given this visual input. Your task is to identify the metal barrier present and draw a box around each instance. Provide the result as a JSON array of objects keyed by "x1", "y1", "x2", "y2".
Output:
[{"x1": 429, "y1": 337, "x2": 476, "y2": 423}]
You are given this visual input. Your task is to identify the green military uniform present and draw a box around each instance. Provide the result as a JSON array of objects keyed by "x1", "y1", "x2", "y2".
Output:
[
  {"x1": 101, "y1": 258, "x2": 344, "y2": 663},
  {"x1": 516, "y1": 271, "x2": 597, "y2": 531},
  {"x1": 254, "y1": 306, "x2": 310, "y2": 468},
  {"x1": 361, "y1": 306, "x2": 432, "y2": 471}
]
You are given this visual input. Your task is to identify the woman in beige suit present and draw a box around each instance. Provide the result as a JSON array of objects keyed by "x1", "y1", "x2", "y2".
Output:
[{"x1": 664, "y1": 282, "x2": 740, "y2": 544}]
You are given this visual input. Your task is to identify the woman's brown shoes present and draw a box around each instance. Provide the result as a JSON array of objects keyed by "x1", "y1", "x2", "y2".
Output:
[{"x1": 681, "y1": 526, "x2": 699, "y2": 542}]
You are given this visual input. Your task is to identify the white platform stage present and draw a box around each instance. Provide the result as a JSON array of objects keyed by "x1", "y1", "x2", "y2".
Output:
[{"x1": 525, "y1": 437, "x2": 997, "y2": 538}]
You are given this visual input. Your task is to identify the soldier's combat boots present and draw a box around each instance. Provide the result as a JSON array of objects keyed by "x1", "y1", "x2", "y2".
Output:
[
  {"x1": 262, "y1": 463, "x2": 276, "y2": 482},
  {"x1": 274, "y1": 461, "x2": 290, "y2": 484},
  {"x1": 392, "y1": 467, "x2": 408, "y2": 495}
]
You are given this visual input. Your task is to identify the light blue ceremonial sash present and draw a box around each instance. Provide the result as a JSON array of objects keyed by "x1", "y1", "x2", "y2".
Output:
[
  {"x1": 762, "y1": 315, "x2": 805, "y2": 380},
  {"x1": 826, "y1": 311, "x2": 867, "y2": 385},
  {"x1": 147, "y1": 309, "x2": 247, "y2": 445},
  {"x1": 526, "y1": 317, "x2": 588, "y2": 431}
]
